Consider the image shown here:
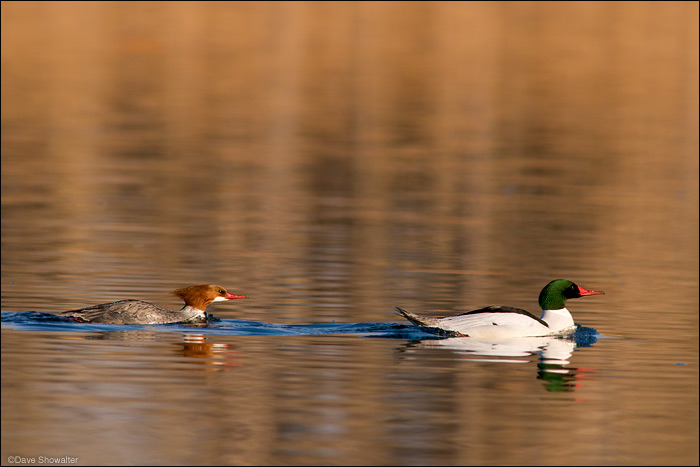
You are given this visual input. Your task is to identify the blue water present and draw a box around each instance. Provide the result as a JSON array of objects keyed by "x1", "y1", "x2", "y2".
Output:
[
  {"x1": 0, "y1": 311, "x2": 434, "y2": 337},
  {"x1": 1, "y1": 311, "x2": 599, "y2": 345}
]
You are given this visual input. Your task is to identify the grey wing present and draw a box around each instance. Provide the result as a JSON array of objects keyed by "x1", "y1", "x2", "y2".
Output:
[{"x1": 59, "y1": 300, "x2": 163, "y2": 324}]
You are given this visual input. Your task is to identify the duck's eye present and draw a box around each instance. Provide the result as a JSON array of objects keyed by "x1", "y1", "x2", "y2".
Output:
[{"x1": 219, "y1": 289, "x2": 225, "y2": 295}]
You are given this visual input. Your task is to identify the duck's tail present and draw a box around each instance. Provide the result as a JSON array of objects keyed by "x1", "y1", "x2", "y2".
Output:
[{"x1": 394, "y1": 307, "x2": 441, "y2": 327}]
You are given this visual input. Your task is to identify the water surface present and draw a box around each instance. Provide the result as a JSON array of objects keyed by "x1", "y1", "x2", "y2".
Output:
[{"x1": 2, "y1": 2, "x2": 698, "y2": 466}]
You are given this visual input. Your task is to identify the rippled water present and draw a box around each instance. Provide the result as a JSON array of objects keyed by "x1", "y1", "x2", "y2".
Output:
[{"x1": 2, "y1": 2, "x2": 698, "y2": 466}]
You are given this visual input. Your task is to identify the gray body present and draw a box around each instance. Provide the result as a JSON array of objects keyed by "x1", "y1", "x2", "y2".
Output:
[{"x1": 59, "y1": 300, "x2": 207, "y2": 325}]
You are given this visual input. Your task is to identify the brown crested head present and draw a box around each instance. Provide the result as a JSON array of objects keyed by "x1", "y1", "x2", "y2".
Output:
[{"x1": 172, "y1": 284, "x2": 247, "y2": 311}]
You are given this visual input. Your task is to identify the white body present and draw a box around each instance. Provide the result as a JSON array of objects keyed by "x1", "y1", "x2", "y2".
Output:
[{"x1": 416, "y1": 308, "x2": 576, "y2": 338}]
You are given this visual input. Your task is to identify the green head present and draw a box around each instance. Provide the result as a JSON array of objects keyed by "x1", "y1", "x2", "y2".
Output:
[{"x1": 538, "y1": 279, "x2": 604, "y2": 310}]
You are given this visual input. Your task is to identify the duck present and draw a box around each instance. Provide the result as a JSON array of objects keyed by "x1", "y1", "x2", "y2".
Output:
[
  {"x1": 395, "y1": 279, "x2": 603, "y2": 338},
  {"x1": 58, "y1": 284, "x2": 246, "y2": 324}
]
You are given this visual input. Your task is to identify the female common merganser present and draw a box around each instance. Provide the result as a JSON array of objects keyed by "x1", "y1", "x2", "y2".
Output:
[
  {"x1": 58, "y1": 284, "x2": 246, "y2": 325},
  {"x1": 395, "y1": 279, "x2": 603, "y2": 338}
]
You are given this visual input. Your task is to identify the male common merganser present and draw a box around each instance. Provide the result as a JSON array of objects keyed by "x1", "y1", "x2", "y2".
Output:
[
  {"x1": 58, "y1": 284, "x2": 246, "y2": 324},
  {"x1": 395, "y1": 279, "x2": 603, "y2": 338}
]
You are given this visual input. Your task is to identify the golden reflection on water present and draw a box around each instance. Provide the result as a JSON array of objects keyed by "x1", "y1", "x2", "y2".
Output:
[{"x1": 1, "y1": 2, "x2": 698, "y2": 466}]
